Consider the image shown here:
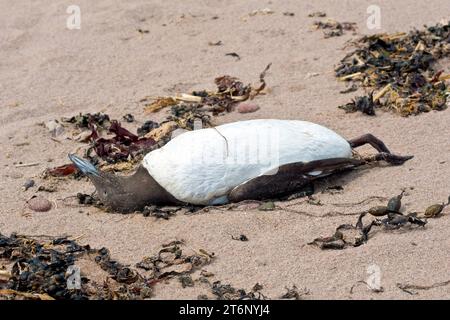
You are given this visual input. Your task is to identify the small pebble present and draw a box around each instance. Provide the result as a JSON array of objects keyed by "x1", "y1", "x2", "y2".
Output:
[
  {"x1": 27, "y1": 196, "x2": 52, "y2": 212},
  {"x1": 237, "y1": 103, "x2": 260, "y2": 114}
]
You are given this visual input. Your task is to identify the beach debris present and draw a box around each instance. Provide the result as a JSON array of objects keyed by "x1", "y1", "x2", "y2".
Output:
[
  {"x1": 74, "y1": 130, "x2": 92, "y2": 143},
  {"x1": 143, "y1": 64, "x2": 271, "y2": 117},
  {"x1": 397, "y1": 279, "x2": 450, "y2": 295},
  {"x1": 309, "y1": 213, "x2": 377, "y2": 249},
  {"x1": 143, "y1": 121, "x2": 178, "y2": 142},
  {"x1": 283, "y1": 12, "x2": 295, "y2": 17},
  {"x1": 336, "y1": 22, "x2": 450, "y2": 116},
  {"x1": 27, "y1": 196, "x2": 52, "y2": 212},
  {"x1": 350, "y1": 280, "x2": 384, "y2": 294},
  {"x1": 44, "y1": 163, "x2": 79, "y2": 177},
  {"x1": 368, "y1": 206, "x2": 390, "y2": 217},
  {"x1": 380, "y1": 212, "x2": 426, "y2": 229},
  {"x1": 0, "y1": 234, "x2": 93, "y2": 299},
  {"x1": 14, "y1": 162, "x2": 41, "y2": 168},
  {"x1": 231, "y1": 234, "x2": 249, "y2": 242},
  {"x1": 309, "y1": 200, "x2": 427, "y2": 249},
  {"x1": 208, "y1": 40, "x2": 222, "y2": 46},
  {"x1": 142, "y1": 205, "x2": 182, "y2": 219},
  {"x1": 22, "y1": 179, "x2": 35, "y2": 191},
  {"x1": 44, "y1": 120, "x2": 65, "y2": 137},
  {"x1": 210, "y1": 281, "x2": 266, "y2": 300},
  {"x1": 387, "y1": 190, "x2": 405, "y2": 212},
  {"x1": 339, "y1": 83, "x2": 358, "y2": 94},
  {"x1": 62, "y1": 112, "x2": 111, "y2": 130},
  {"x1": 249, "y1": 8, "x2": 274, "y2": 17},
  {"x1": 143, "y1": 97, "x2": 178, "y2": 113},
  {"x1": 237, "y1": 102, "x2": 260, "y2": 113},
  {"x1": 305, "y1": 72, "x2": 320, "y2": 79},
  {"x1": 135, "y1": 241, "x2": 214, "y2": 281},
  {"x1": 77, "y1": 193, "x2": 102, "y2": 207},
  {"x1": 0, "y1": 233, "x2": 214, "y2": 300},
  {"x1": 37, "y1": 184, "x2": 58, "y2": 193},
  {"x1": 89, "y1": 120, "x2": 156, "y2": 163},
  {"x1": 179, "y1": 275, "x2": 194, "y2": 288},
  {"x1": 122, "y1": 114, "x2": 134, "y2": 123},
  {"x1": 280, "y1": 285, "x2": 310, "y2": 300},
  {"x1": 308, "y1": 11, "x2": 326, "y2": 18},
  {"x1": 225, "y1": 52, "x2": 241, "y2": 60},
  {"x1": 137, "y1": 120, "x2": 159, "y2": 136},
  {"x1": 313, "y1": 20, "x2": 357, "y2": 38},
  {"x1": 424, "y1": 202, "x2": 447, "y2": 218},
  {"x1": 339, "y1": 93, "x2": 376, "y2": 115},
  {"x1": 258, "y1": 201, "x2": 275, "y2": 211},
  {"x1": 137, "y1": 28, "x2": 149, "y2": 34}
]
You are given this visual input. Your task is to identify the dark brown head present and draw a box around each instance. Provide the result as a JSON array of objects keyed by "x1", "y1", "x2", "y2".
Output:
[{"x1": 69, "y1": 154, "x2": 180, "y2": 213}]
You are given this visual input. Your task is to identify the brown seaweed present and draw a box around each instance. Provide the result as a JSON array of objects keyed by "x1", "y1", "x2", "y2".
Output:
[
  {"x1": 0, "y1": 233, "x2": 152, "y2": 300},
  {"x1": 313, "y1": 20, "x2": 357, "y2": 38},
  {"x1": 336, "y1": 22, "x2": 450, "y2": 116},
  {"x1": 309, "y1": 194, "x2": 428, "y2": 250},
  {"x1": 89, "y1": 120, "x2": 156, "y2": 163}
]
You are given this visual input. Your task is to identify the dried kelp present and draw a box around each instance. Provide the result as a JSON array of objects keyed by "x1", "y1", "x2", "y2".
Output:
[
  {"x1": 336, "y1": 22, "x2": 450, "y2": 116},
  {"x1": 308, "y1": 12, "x2": 326, "y2": 18},
  {"x1": 309, "y1": 213, "x2": 378, "y2": 249},
  {"x1": 339, "y1": 93, "x2": 376, "y2": 115},
  {"x1": 63, "y1": 113, "x2": 111, "y2": 130},
  {"x1": 143, "y1": 64, "x2": 271, "y2": 116},
  {"x1": 397, "y1": 279, "x2": 450, "y2": 295},
  {"x1": 313, "y1": 20, "x2": 357, "y2": 38},
  {"x1": 280, "y1": 285, "x2": 310, "y2": 300},
  {"x1": 135, "y1": 241, "x2": 214, "y2": 281},
  {"x1": 210, "y1": 281, "x2": 266, "y2": 300},
  {"x1": 142, "y1": 205, "x2": 183, "y2": 219},
  {"x1": 0, "y1": 233, "x2": 152, "y2": 300},
  {"x1": 309, "y1": 193, "x2": 428, "y2": 250},
  {"x1": 0, "y1": 234, "x2": 215, "y2": 300}
]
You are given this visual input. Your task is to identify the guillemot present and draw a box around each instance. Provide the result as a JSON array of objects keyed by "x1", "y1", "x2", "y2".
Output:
[{"x1": 69, "y1": 119, "x2": 412, "y2": 212}]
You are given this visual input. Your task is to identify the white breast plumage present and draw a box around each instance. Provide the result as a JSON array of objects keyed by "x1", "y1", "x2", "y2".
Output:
[{"x1": 142, "y1": 119, "x2": 352, "y2": 205}]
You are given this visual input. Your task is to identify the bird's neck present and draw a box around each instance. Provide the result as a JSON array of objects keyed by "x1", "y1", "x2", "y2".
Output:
[{"x1": 121, "y1": 165, "x2": 181, "y2": 209}]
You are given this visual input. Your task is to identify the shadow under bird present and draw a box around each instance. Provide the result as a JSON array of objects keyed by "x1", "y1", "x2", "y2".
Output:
[{"x1": 69, "y1": 119, "x2": 413, "y2": 213}]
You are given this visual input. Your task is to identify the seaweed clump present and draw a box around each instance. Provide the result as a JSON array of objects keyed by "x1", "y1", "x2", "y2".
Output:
[
  {"x1": 0, "y1": 233, "x2": 154, "y2": 300},
  {"x1": 336, "y1": 21, "x2": 450, "y2": 116},
  {"x1": 142, "y1": 63, "x2": 271, "y2": 117},
  {"x1": 0, "y1": 235, "x2": 216, "y2": 300},
  {"x1": 309, "y1": 192, "x2": 429, "y2": 250}
]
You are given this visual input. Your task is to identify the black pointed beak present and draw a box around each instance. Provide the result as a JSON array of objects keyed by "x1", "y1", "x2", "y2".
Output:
[{"x1": 68, "y1": 154, "x2": 100, "y2": 177}]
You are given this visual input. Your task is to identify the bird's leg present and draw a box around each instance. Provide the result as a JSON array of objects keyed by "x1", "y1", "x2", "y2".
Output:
[
  {"x1": 363, "y1": 152, "x2": 413, "y2": 166},
  {"x1": 348, "y1": 134, "x2": 391, "y2": 153},
  {"x1": 348, "y1": 134, "x2": 413, "y2": 165}
]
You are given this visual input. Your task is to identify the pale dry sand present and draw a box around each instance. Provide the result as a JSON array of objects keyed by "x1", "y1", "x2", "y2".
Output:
[{"x1": 1, "y1": 0, "x2": 449, "y2": 299}]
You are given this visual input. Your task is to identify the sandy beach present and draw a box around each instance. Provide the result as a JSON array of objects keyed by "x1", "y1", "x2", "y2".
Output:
[{"x1": 1, "y1": 0, "x2": 449, "y2": 299}]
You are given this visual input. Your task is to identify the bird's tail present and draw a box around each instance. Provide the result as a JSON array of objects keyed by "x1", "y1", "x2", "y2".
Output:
[{"x1": 68, "y1": 154, "x2": 100, "y2": 177}]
